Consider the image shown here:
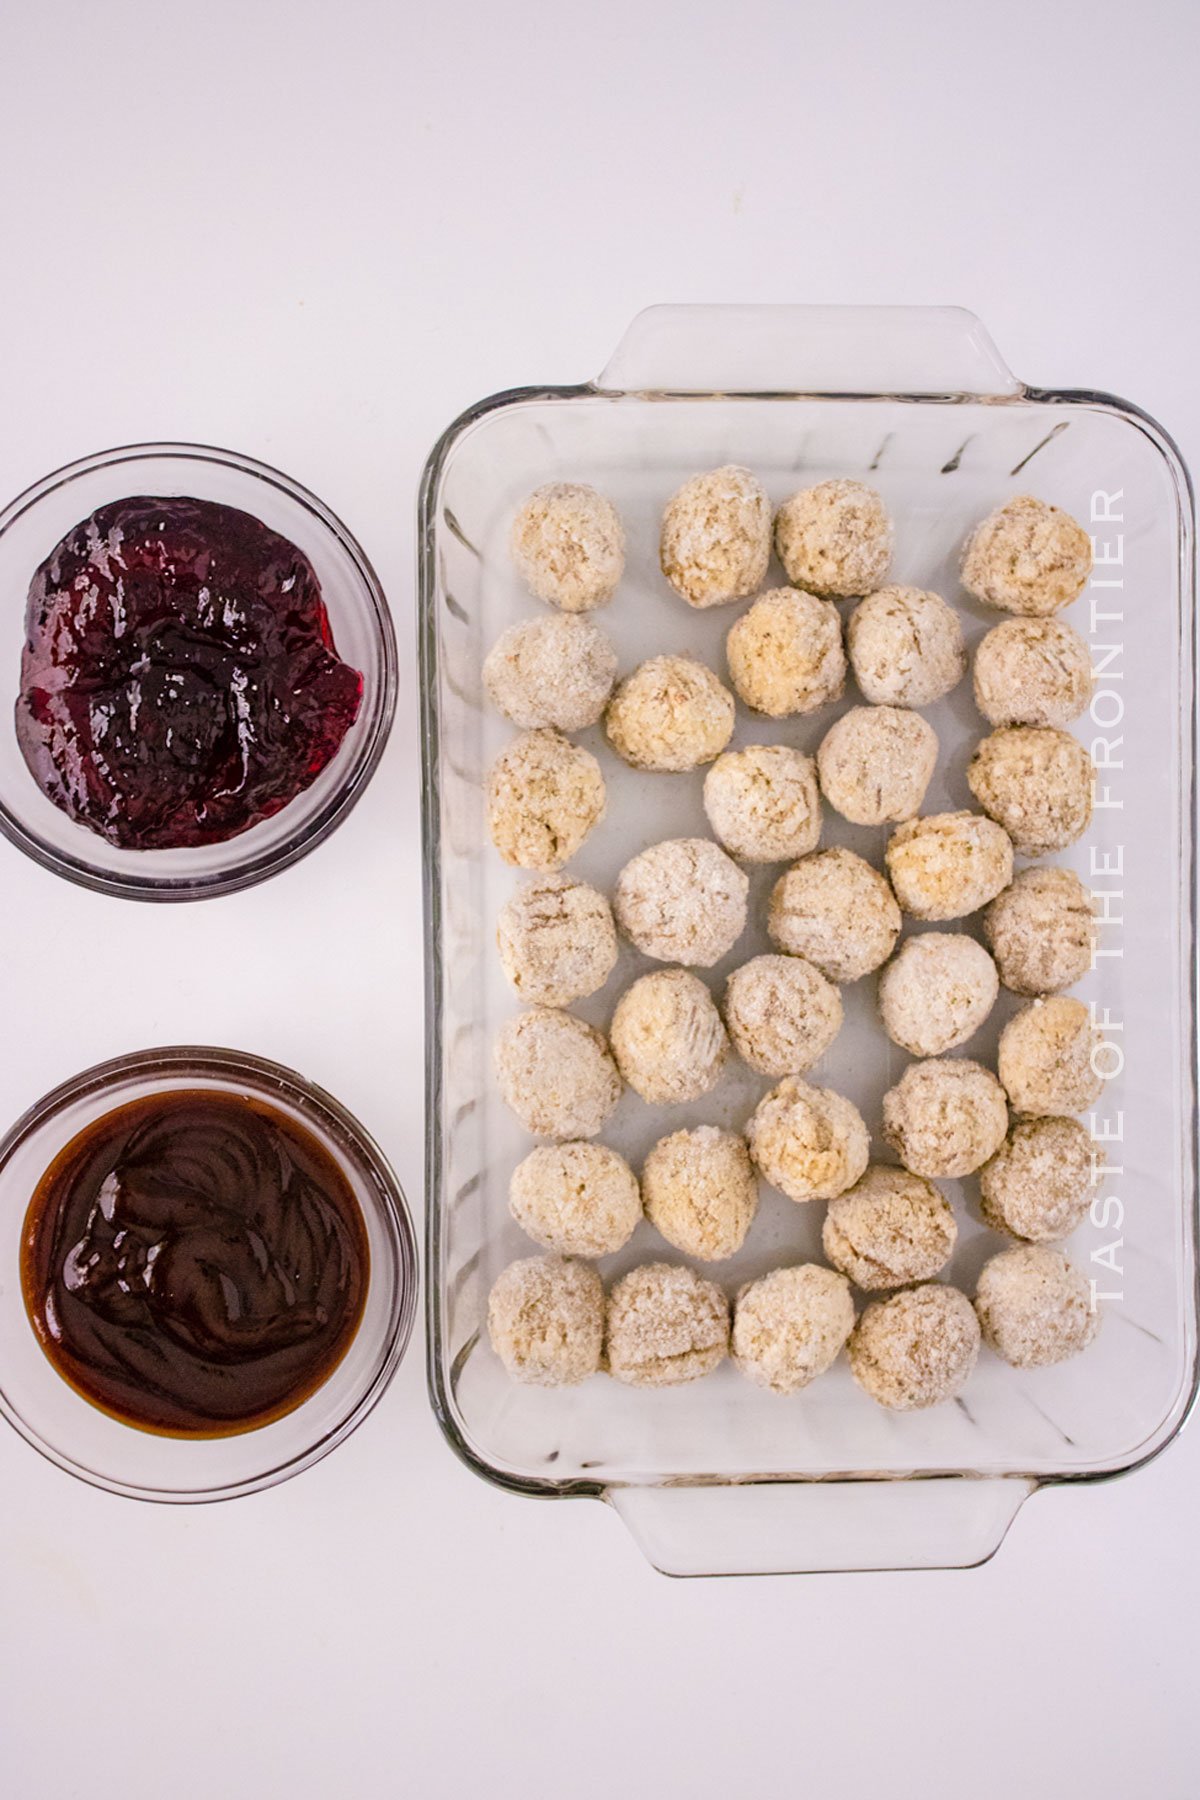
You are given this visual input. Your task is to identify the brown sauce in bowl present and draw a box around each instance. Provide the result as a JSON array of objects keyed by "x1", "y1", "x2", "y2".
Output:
[{"x1": 20, "y1": 1089, "x2": 369, "y2": 1437}]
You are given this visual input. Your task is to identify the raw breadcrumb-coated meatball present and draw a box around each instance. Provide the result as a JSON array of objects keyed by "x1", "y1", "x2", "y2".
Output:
[
  {"x1": 983, "y1": 866, "x2": 1095, "y2": 996},
  {"x1": 483, "y1": 613, "x2": 618, "y2": 731},
  {"x1": 823, "y1": 1165, "x2": 957, "y2": 1292},
  {"x1": 497, "y1": 874, "x2": 618, "y2": 1007},
  {"x1": 975, "y1": 1244, "x2": 1099, "y2": 1368},
  {"x1": 847, "y1": 584, "x2": 967, "y2": 707},
  {"x1": 723, "y1": 953, "x2": 842, "y2": 1077},
  {"x1": 605, "y1": 654, "x2": 734, "y2": 772},
  {"x1": 702, "y1": 744, "x2": 821, "y2": 863},
  {"x1": 774, "y1": 479, "x2": 893, "y2": 599},
  {"x1": 768, "y1": 847, "x2": 901, "y2": 982},
  {"x1": 998, "y1": 996, "x2": 1104, "y2": 1116},
  {"x1": 614, "y1": 837, "x2": 748, "y2": 967},
  {"x1": 733, "y1": 1265, "x2": 855, "y2": 1394},
  {"x1": 747, "y1": 1076, "x2": 870, "y2": 1203},
  {"x1": 508, "y1": 1142, "x2": 642, "y2": 1257},
  {"x1": 979, "y1": 1116, "x2": 1094, "y2": 1243},
  {"x1": 605, "y1": 1263, "x2": 730, "y2": 1387},
  {"x1": 882, "y1": 1057, "x2": 1009, "y2": 1179},
  {"x1": 961, "y1": 495, "x2": 1092, "y2": 618},
  {"x1": 609, "y1": 968, "x2": 728, "y2": 1105},
  {"x1": 660, "y1": 465, "x2": 771, "y2": 608},
  {"x1": 967, "y1": 726, "x2": 1094, "y2": 858},
  {"x1": 726, "y1": 587, "x2": 846, "y2": 718},
  {"x1": 973, "y1": 616, "x2": 1093, "y2": 729},
  {"x1": 885, "y1": 811, "x2": 1013, "y2": 921},
  {"x1": 510, "y1": 482, "x2": 625, "y2": 612},
  {"x1": 642, "y1": 1126, "x2": 758, "y2": 1261},
  {"x1": 849, "y1": 1284, "x2": 980, "y2": 1410},
  {"x1": 877, "y1": 932, "x2": 998, "y2": 1057},
  {"x1": 817, "y1": 705, "x2": 938, "y2": 826},
  {"x1": 494, "y1": 1008, "x2": 621, "y2": 1139},
  {"x1": 487, "y1": 1255, "x2": 605, "y2": 1386},
  {"x1": 486, "y1": 729, "x2": 605, "y2": 871}
]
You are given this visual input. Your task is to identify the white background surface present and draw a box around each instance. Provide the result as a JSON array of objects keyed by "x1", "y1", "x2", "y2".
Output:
[{"x1": 0, "y1": 2, "x2": 1197, "y2": 1794}]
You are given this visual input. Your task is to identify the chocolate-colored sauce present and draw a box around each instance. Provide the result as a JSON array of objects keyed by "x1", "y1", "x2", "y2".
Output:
[{"x1": 21, "y1": 1090, "x2": 369, "y2": 1437}]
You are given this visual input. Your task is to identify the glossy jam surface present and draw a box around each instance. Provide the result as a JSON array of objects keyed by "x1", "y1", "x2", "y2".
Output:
[
  {"x1": 21, "y1": 1090, "x2": 370, "y2": 1437},
  {"x1": 16, "y1": 496, "x2": 363, "y2": 850}
]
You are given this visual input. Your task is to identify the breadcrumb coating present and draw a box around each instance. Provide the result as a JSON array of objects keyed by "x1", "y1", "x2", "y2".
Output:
[
  {"x1": 774, "y1": 479, "x2": 893, "y2": 598},
  {"x1": 961, "y1": 495, "x2": 1092, "y2": 617},
  {"x1": 606, "y1": 1263, "x2": 730, "y2": 1387},
  {"x1": 487, "y1": 1255, "x2": 605, "y2": 1386},
  {"x1": 975, "y1": 1244, "x2": 1099, "y2": 1367},
  {"x1": 660, "y1": 465, "x2": 771, "y2": 607},
  {"x1": 642, "y1": 1126, "x2": 758, "y2": 1261},
  {"x1": 511, "y1": 482, "x2": 625, "y2": 612},
  {"x1": 733, "y1": 1265, "x2": 855, "y2": 1394}
]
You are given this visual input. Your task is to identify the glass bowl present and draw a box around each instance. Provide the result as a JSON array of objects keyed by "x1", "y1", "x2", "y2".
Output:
[
  {"x1": 0, "y1": 442, "x2": 396, "y2": 900},
  {"x1": 0, "y1": 1047, "x2": 417, "y2": 1502}
]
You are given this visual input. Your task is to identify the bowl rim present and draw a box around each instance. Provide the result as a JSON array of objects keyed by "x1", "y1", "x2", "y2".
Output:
[
  {"x1": 0, "y1": 440, "x2": 398, "y2": 902},
  {"x1": 0, "y1": 1044, "x2": 418, "y2": 1503}
]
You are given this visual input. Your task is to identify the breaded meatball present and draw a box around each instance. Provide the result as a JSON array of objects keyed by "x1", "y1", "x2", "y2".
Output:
[
  {"x1": 967, "y1": 726, "x2": 1093, "y2": 858},
  {"x1": 998, "y1": 996, "x2": 1104, "y2": 1116},
  {"x1": 979, "y1": 1116, "x2": 1094, "y2": 1243},
  {"x1": 510, "y1": 482, "x2": 625, "y2": 612},
  {"x1": 486, "y1": 729, "x2": 605, "y2": 871},
  {"x1": 877, "y1": 932, "x2": 999, "y2": 1056},
  {"x1": 849, "y1": 1284, "x2": 980, "y2": 1410},
  {"x1": 726, "y1": 587, "x2": 846, "y2": 717},
  {"x1": 508, "y1": 1141, "x2": 642, "y2": 1257},
  {"x1": 483, "y1": 613, "x2": 618, "y2": 730},
  {"x1": 961, "y1": 495, "x2": 1092, "y2": 617},
  {"x1": 660, "y1": 465, "x2": 771, "y2": 607},
  {"x1": 817, "y1": 705, "x2": 938, "y2": 826},
  {"x1": 487, "y1": 1255, "x2": 605, "y2": 1385},
  {"x1": 723, "y1": 953, "x2": 843, "y2": 1076},
  {"x1": 774, "y1": 479, "x2": 893, "y2": 598},
  {"x1": 496, "y1": 874, "x2": 618, "y2": 1007},
  {"x1": 847, "y1": 584, "x2": 966, "y2": 707},
  {"x1": 983, "y1": 866, "x2": 1095, "y2": 996},
  {"x1": 605, "y1": 654, "x2": 735, "y2": 772},
  {"x1": 882, "y1": 1057, "x2": 1009, "y2": 1178},
  {"x1": 973, "y1": 616, "x2": 1093, "y2": 729},
  {"x1": 885, "y1": 812, "x2": 1013, "y2": 921},
  {"x1": 642, "y1": 1126, "x2": 758, "y2": 1261},
  {"x1": 975, "y1": 1244, "x2": 1099, "y2": 1367},
  {"x1": 767, "y1": 847, "x2": 901, "y2": 982},
  {"x1": 494, "y1": 1007, "x2": 622, "y2": 1139},
  {"x1": 732, "y1": 1265, "x2": 855, "y2": 1394},
  {"x1": 702, "y1": 744, "x2": 821, "y2": 863},
  {"x1": 746, "y1": 1076, "x2": 870, "y2": 1203},
  {"x1": 614, "y1": 837, "x2": 748, "y2": 967},
  {"x1": 823, "y1": 1165, "x2": 957, "y2": 1291},
  {"x1": 605, "y1": 1263, "x2": 730, "y2": 1387},
  {"x1": 609, "y1": 968, "x2": 729, "y2": 1104}
]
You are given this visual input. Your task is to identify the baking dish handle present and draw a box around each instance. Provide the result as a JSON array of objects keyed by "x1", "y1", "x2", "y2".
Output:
[
  {"x1": 607, "y1": 1476, "x2": 1035, "y2": 1576},
  {"x1": 596, "y1": 304, "x2": 1021, "y2": 399}
]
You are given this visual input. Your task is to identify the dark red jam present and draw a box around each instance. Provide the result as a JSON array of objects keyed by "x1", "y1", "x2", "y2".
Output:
[
  {"x1": 21, "y1": 1090, "x2": 369, "y2": 1437},
  {"x1": 16, "y1": 496, "x2": 363, "y2": 850}
]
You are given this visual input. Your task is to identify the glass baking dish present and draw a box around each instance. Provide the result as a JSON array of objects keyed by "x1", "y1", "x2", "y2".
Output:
[{"x1": 418, "y1": 305, "x2": 1198, "y2": 1575}]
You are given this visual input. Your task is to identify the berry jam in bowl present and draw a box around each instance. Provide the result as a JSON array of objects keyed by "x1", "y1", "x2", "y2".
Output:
[
  {"x1": 0, "y1": 444, "x2": 396, "y2": 899},
  {"x1": 0, "y1": 1047, "x2": 417, "y2": 1501}
]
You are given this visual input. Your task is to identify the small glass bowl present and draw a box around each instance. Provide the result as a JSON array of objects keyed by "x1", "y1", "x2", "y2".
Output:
[
  {"x1": 0, "y1": 1047, "x2": 417, "y2": 1502},
  {"x1": 0, "y1": 443, "x2": 396, "y2": 900}
]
